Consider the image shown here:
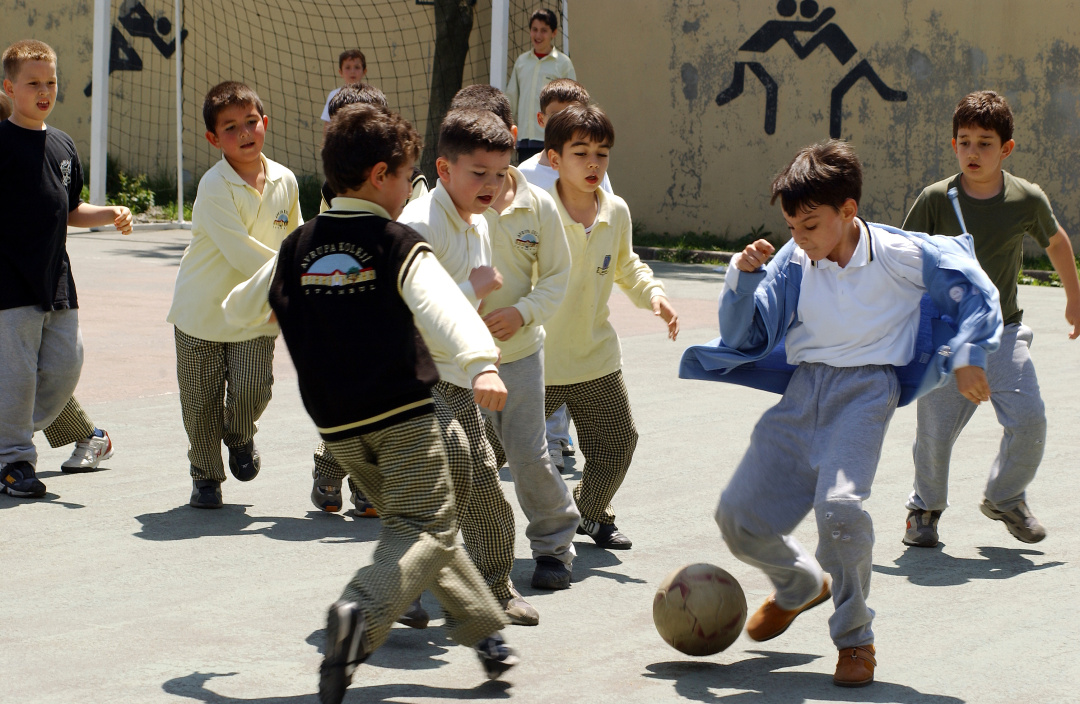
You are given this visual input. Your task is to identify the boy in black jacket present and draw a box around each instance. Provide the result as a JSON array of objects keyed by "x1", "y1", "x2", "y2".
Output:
[{"x1": 224, "y1": 104, "x2": 517, "y2": 703}]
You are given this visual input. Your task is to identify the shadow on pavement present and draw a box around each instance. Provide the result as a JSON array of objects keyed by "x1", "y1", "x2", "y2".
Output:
[
  {"x1": 112, "y1": 241, "x2": 187, "y2": 263},
  {"x1": 512, "y1": 545, "x2": 647, "y2": 598},
  {"x1": 133, "y1": 505, "x2": 381, "y2": 543},
  {"x1": 644, "y1": 650, "x2": 965, "y2": 703},
  {"x1": 0, "y1": 492, "x2": 84, "y2": 510},
  {"x1": 306, "y1": 620, "x2": 460, "y2": 672},
  {"x1": 162, "y1": 671, "x2": 511, "y2": 703},
  {"x1": 873, "y1": 545, "x2": 1065, "y2": 586}
]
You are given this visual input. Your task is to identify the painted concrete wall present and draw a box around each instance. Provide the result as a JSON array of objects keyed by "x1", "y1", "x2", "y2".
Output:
[{"x1": 570, "y1": 1, "x2": 1080, "y2": 246}]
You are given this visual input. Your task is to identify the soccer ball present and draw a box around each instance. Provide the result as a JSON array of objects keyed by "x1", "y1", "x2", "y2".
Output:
[{"x1": 652, "y1": 563, "x2": 747, "y2": 656}]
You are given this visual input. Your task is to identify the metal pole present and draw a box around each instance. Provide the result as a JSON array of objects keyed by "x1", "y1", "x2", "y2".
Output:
[
  {"x1": 174, "y1": 0, "x2": 185, "y2": 224},
  {"x1": 561, "y1": 0, "x2": 569, "y2": 55},
  {"x1": 89, "y1": 0, "x2": 110, "y2": 206},
  {"x1": 489, "y1": 0, "x2": 509, "y2": 90}
]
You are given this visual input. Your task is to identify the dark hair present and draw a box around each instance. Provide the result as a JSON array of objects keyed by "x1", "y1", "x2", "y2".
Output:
[
  {"x1": 543, "y1": 102, "x2": 615, "y2": 155},
  {"x1": 323, "y1": 104, "x2": 421, "y2": 195},
  {"x1": 539, "y1": 78, "x2": 589, "y2": 112},
  {"x1": 770, "y1": 140, "x2": 862, "y2": 216},
  {"x1": 437, "y1": 108, "x2": 514, "y2": 160},
  {"x1": 530, "y1": 8, "x2": 558, "y2": 31},
  {"x1": 953, "y1": 90, "x2": 1014, "y2": 143},
  {"x1": 2, "y1": 39, "x2": 57, "y2": 81},
  {"x1": 449, "y1": 84, "x2": 514, "y2": 130},
  {"x1": 338, "y1": 49, "x2": 367, "y2": 71},
  {"x1": 328, "y1": 82, "x2": 388, "y2": 118},
  {"x1": 202, "y1": 81, "x2": 265, "y2": 133}
]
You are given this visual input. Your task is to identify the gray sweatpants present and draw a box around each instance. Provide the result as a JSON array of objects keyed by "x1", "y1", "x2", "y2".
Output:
[
  {"x1": 483, "y1": 349, "x2": 579, "y2": 565},
  {"x1": 0, "y1": 306, "x2": 84, "y2": 466},
  {"x1": 716, "y1": 363, "x2": 899, "y2": 649},
  {"x1": 908, "y1": 323, "x2": 1045, "y2": 513}
]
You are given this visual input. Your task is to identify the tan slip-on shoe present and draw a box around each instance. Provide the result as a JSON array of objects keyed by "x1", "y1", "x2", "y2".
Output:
[{"x1": 745, "y1": 578, "x2": 831, "y2": 642}]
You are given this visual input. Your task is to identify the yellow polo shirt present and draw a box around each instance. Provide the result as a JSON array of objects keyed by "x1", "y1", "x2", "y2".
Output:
[
  {"x1": 482, "y1": 166, "x2": 570, "y2": 364},
  {"x1": 543, "y1": 186, "x2": 665, "y2": 385},
  {"x1": 506, "y1": 47, "x2": 576, "y2": 143},
  {"x1": 167, "y1": 154, "x2": 301, "y2": 342}
]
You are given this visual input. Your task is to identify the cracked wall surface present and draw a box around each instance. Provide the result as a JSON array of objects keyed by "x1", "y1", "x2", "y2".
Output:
[{"x1": 573, "y1": 1, "x2": 1080, "y2": 246}]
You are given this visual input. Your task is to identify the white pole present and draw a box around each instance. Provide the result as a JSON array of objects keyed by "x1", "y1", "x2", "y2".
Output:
[
  {"x1": 174, "y1": 0, "x2": 185, "y2": 224},
  {"x1": 489, "y1": 0, "x2": 509, "y2": 90},
  {"x1": 561, "y1": 0, "x2": 569, "y2": 55},
  {"x1": 89, "y1": 0, "x2": 110, "y2": 206}
]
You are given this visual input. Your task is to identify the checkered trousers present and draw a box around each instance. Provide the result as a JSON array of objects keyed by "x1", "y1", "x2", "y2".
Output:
[
  {"x1": 43, "y1": 396, "x2": 97, "y2": 448},
  {"x1": 174, "y1": 327, "x2": 276, "y2": 481},
  {"x1": 545, "y1": 370, "x2": 639, "y2": 525},
  {"x1": 434, "y1": 381, "x2": 517, "y2": 601},
  {"x1": 326, "y1": 413, "x2": 507, "y2": 649}
]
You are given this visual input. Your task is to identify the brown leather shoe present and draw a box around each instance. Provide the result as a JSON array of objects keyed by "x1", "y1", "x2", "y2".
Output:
[
  {"x1": 834, "y1": 644, "x2": 876, "y2": 687},
  {"x1": 745, "y1": 578, "x2": 831, "y2": 642}
]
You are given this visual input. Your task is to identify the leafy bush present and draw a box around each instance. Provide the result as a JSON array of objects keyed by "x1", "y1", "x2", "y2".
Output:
[{"x1": 297, "y1": 174, "x2": 323, "y2": 221}]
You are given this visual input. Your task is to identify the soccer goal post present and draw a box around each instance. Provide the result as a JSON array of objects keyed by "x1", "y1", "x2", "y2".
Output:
[{"x1": 90, "y1": 0, "x2": 566, "y2": 222}]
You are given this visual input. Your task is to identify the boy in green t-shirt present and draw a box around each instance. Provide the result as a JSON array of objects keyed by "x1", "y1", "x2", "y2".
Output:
[{"x1": 902, "y1": 90, "x2": 1080, "y2": 548}]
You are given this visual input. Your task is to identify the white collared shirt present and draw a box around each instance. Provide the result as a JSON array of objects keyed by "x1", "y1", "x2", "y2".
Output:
[
  {"x1": 398, "y1": 181, "x2": 491, "y2": 307},
  {"x1": 167, "y1": 153, "x2": 301, "y2": 341},
  {"x1": 782, "y1": 220, "x2": 926, "y2": 367}
]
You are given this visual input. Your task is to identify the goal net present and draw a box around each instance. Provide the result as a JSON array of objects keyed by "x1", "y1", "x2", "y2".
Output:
[{"x1": 100, "y1": 0, "x2": 567, "y2": 217}]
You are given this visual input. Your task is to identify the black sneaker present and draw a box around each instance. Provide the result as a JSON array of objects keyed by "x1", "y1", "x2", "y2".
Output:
[
  {"x1": 902, "y1": 508, "x2": 942, "y2": 547},
  {"x1": 396, "y1": 597, "x2": 430, "y2": 629},
  {"x1": 1, "y1": 461, "x2": 46, "y2": 498},
  {"x1": 189, "y1": 479, "x2": 223, "y2": 509},
  {"x1": 531, "y1": 556, "x2": 572, "y2": 590},
  {"x1": 577, "y1": 517, "x2": 632, "y2": 549},
  {"x1": 320, "y1": 600, "x2": 368, "y2": 704},
  {"x1": 228, "y1": 441, "x2": 260, "y2": 482},
  {"x1": 474, "y1": 633, "x2": 519, "y2": 680}
]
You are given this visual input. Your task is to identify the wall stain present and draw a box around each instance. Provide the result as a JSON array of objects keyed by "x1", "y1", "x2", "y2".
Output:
[{"x1": 681, "y1": 63, "x2": 700, "y2": 101}]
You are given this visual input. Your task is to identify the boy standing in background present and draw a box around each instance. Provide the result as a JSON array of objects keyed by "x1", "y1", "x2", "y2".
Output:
[
  {"x1": 320, "y1": 49, "x2": 366, "y2": 130},
  {"x1": 1, "y1": 40, "x2": 132, "y2": 498},
  {"x1": 902, "y1": 90, "x2": 1080, "y2": 547},
  {"x1": 506, "y1": 8, "x2": 575, "y2": 162},
  {"x1": 167, "y1": 81, "x2": 301, "y2": 509}
]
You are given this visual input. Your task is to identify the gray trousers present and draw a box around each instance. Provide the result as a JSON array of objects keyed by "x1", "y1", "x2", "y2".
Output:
[
  {"x1": 0, "y1": 306, "x2": 83, "y2": 466},
  {"x1": 545, "y1": 405, "x2": 571, "y2": 449},
  {"x1": 483, "y1": 350, "x2": 579, "y2": 565},
  {"x1": 716, "y1": 363, "x2": 899, "y2": 649},
  {"x1": 908, "y1": 323, "x2": 1045, "y2": 513}
]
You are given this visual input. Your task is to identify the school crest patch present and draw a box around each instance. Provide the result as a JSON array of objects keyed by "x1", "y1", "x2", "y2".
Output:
[
  {"x1": 274, "y1": 210, "x2": 290, "y2": 229},
  {"x1": 300, "y1": 243, "x2": 376, "y2": 295},
  {"x1": 514, "y1": 229, "x2": 539, "y2": 253}
]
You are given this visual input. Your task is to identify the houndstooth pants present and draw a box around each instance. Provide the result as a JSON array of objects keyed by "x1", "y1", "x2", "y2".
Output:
[
  {"x1": 327, "y1": 413, "x2": 507, "y2": 649},
  {"x1": 434, "y1": 381, "x2": 517, "y2": 601},
  {"x1": 544, "y1": 370, "x2": 639, "y2": 525},
  {"x1": 43, "y1": 396, "x2": 97, "y2": 448},
  {"x1": 174, "y1": 327, "x2": 275, "y2": 481}
]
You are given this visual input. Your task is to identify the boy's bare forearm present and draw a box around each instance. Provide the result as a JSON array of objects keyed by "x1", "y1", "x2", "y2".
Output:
[
  {"x1": 1046, "y1": 227, "x2": 1080, "y2": 298},
  {"x1": 68, "y1": 203, "x2": 121, "y2": 228}
]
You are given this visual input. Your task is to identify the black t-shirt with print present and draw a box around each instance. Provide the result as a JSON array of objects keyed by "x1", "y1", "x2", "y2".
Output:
[{"x1": 0, "y1": 120, "x2": 83, "y2": 311}]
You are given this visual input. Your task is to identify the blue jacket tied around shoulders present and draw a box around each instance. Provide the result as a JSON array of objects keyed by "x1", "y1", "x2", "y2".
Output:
[{"x1": 678, "y1": 222, "x2": 1003, "y2": 407}]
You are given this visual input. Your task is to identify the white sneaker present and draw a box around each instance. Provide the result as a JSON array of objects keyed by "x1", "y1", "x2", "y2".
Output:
[
  {"x1": 61, "y1": 431, "x2": 114, "y2": 472},
  {"x1": 548, "y1": 447, "x2": 565, "y2": 470}
]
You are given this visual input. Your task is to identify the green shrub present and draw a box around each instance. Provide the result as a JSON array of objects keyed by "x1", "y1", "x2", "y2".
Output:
[{"x1": 297, "y1": 174, "x2": 323, "y2": 221}]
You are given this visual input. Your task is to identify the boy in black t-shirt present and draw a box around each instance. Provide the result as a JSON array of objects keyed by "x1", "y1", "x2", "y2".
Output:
[
  {"x1": 223, "y1": 104, "x2": 518, "y2": 701},
  {"x1": 0, "y1": 40, "x2": 132, "y2": 499}
]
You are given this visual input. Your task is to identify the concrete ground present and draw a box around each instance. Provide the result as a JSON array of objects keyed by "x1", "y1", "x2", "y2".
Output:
[{"x1": 3, "y1": 228, "x2": 1077, "y2": 704}]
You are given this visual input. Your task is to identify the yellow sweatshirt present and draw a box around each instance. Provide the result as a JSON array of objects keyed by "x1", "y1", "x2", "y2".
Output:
[
  {"x1": 482, "y1": 166, "x2": 571, "y2": 364},
  {"x1": 167, "y1": 154, "x2": 301, "y2": 342},
  {"x1": 543, "y1": 185, "x2": 665, "y2": 385}
]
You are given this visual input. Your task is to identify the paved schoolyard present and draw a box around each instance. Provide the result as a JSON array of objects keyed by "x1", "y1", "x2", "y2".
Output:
[{"x1": 3, "y1": 228, "x2": 1077, "y2": 704}]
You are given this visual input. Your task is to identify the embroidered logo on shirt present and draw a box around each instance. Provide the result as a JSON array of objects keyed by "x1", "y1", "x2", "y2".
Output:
[
  {"x1": 948, "y1": 285, "x2": 966, "y2": 303},
  {"x1": 274, "y1": 211, "x2": 290, "y2": 229},
  {"x1": 596, "y1": 254, "x2": 611, "y2": 275},
  {"x1": 514, "y1": 229, "x2": 539, "y2": 253},
  {"x1": 59, "y1": 159, "x2": 72, "y2": 187},
  {"x1": 300, "y1": 243, "x2": 376, "y2": 295}
]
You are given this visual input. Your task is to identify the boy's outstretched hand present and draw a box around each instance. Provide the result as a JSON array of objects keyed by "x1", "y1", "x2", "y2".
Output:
[
  {"x1": 735, "y1": 239, "x2": 775, "y2": 272},
  {"x1": 113, "y1": 205, "x2": 133, "y2": 235},
  {"x1": 468, "y1": 265, "x2": 503, "y2": 300},
  {"x1": 472, "y1": 370, "x2": 507, "y2": 412},
  {"x1": 652, "y1": 295, "x2": 679, "y2": 341},
  {"x1": 483, "y1": 306, "x2": 524, "y2": 341},
  {"x1": 1064, "y1": 297, "x2": 1080, "y2": 339},
  {"x1": 955, "y1": 365, "x2": 991, "y2": 405}
]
